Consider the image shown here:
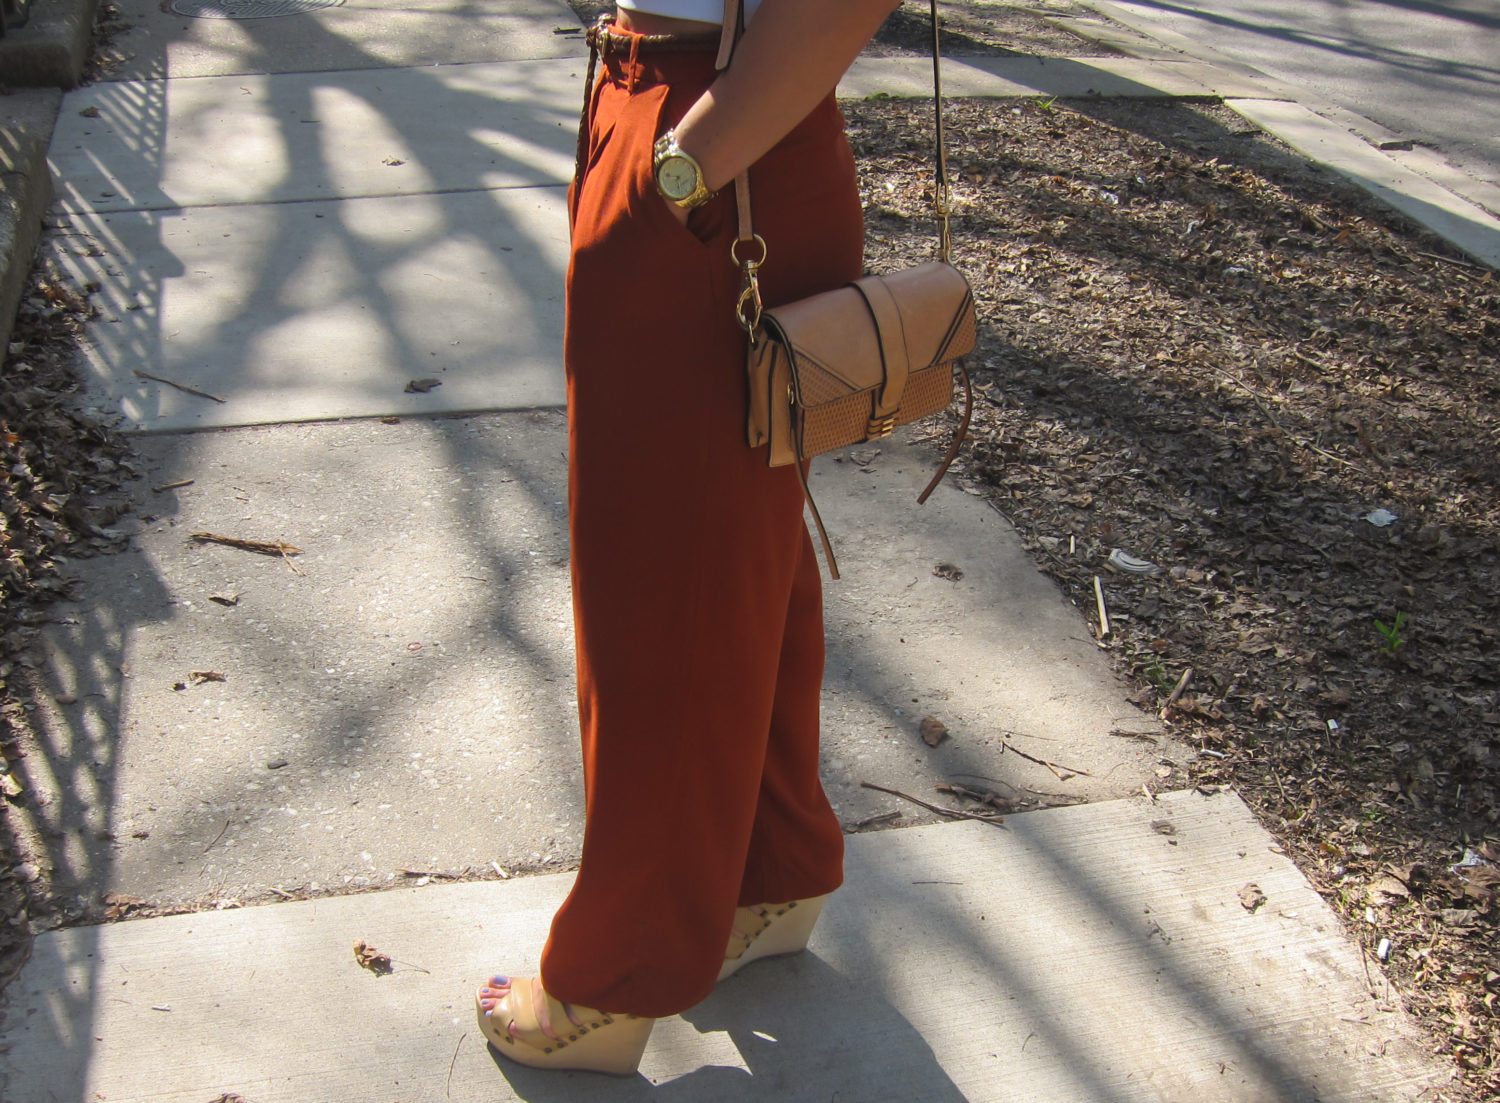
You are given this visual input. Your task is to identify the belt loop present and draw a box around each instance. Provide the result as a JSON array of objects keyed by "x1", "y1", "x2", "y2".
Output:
[{"x1": 626, "y1": 33, "x2": 642, "y2": 93}]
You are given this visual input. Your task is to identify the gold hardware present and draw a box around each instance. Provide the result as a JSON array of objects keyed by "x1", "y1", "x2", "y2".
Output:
[
  {"x1": 731, "y1": 234, "x2": 768, "y2": 268},
  {"x1": 867, "y1": 414, "x2": 898, "y2": 439},
  {"x1": 733, "y1": 234, "x2": 768, "y2": 335}
]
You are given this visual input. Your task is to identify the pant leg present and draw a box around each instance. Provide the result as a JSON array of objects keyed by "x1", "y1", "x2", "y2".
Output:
[{"x1": 539, "y1": 48, "x2": 863, "y2": 1018}]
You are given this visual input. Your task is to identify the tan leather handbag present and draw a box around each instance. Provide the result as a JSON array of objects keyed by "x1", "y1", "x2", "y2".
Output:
[{"x1": 723, "y1": 0, "x2": 977, "y2": 578}]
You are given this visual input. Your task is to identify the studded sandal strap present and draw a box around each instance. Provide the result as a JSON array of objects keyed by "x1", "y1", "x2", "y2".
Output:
[{"x1": 504, "y1": 979, "x2": 562, "y2": 1042}]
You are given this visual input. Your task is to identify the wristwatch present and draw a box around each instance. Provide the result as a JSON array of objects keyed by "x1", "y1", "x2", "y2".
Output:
[{"x1": 652, "y1": 129, "x2": 716, "y2": 210}]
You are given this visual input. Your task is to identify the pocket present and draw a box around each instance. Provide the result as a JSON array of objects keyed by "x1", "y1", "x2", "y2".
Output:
[{"x1": 632, "y1": 85, "x2": 731, "y2": 253}]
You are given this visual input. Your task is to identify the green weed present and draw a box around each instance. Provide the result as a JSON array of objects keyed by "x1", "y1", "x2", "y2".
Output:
[{"x1": 1374, "y1": 611, "x2": 1407, "y2": 655}]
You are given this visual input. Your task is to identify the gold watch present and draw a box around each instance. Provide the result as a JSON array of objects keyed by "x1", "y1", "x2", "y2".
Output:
[{"x1": 652, "y1": 129, "x2": 716, "y2": 210}]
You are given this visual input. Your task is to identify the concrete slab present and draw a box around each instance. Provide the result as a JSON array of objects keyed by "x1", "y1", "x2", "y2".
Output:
[
  {"x1": 48, "y1": 57, "x2": 584, "y2": 213},
  {"x1": 0, "y1": 88, "x2": 58, "y2": 353},
  {"x1": 98, "y1": 0, "x2": 586, "y2": 82},
  {"x1": 10, "y1": 418, "x2": 1168, "y2": 909},
  {"x1": 48, "y1": 185, "x2": 571, "y2": 430},
  {"x1": 0, "y1": 791, "x2": 1448, "y2": 1102},
  {"x1": 840, "y1": 54, "x2": 1278, "y2": 102},
  {"x1": 1229, "y1": 97, "x2": 1500, "y2": 270}
]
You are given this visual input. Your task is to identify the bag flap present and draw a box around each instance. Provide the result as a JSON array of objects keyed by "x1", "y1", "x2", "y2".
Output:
[{"x1": 763, "y1": 261, "x2": 976, "y2": 405}]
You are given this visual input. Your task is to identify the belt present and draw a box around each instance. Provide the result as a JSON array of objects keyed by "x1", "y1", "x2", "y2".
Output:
[{"x1": 584, "y1": 14, "x2": 720, "y2": 56}]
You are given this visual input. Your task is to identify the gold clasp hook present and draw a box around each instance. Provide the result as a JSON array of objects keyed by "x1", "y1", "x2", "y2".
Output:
[{"x1": 731, "y1": 234, "x2": 768, "y2": 337}]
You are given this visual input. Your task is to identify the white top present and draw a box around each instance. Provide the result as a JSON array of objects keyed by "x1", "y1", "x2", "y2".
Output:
[{"x1": 616, "y1": 0, "x2": 762, "y2": 24}]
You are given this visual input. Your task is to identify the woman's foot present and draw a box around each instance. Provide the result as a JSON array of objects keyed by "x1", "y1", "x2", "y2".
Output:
[
  {"x1": 475, "y1": 975, "x2": 654, "y2": 1076},
  {"x1": 719, "y1": 895, "x2": 828, "y2": 981}
]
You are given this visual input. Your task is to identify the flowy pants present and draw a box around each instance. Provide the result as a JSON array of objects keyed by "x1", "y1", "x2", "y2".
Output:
[{"x1": 537, "y1": 34, "x2": 864, "y2": 1018}]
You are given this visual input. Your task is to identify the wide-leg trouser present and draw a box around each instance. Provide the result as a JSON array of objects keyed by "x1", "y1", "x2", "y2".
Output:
[{"x1": 536, "y1": 40, "x2": 864, "y2": 1019}]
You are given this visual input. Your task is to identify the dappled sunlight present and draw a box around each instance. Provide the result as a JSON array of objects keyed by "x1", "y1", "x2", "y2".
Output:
[
  {"x1": 104, "y1": 0, "x2": 584, "y2": 80},
  {"x1": 312, "y1": 83, "x2": 441, "y2": 197},
  {"x1": 48, "y1": 53, "x2": 578, "y2": 429},
  {"x1": 12, "y1": 411, "x2": 581, "y2": 906}
]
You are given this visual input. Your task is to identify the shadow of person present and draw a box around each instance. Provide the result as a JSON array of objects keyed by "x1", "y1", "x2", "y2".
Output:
[{"x1": 484, "y1": 955, "x2": 967, "y2": 1103}]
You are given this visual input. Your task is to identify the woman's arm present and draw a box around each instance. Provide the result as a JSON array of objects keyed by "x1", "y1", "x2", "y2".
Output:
[{"x1": 673, "y1": 0, "x2": 902, "y2": 194}]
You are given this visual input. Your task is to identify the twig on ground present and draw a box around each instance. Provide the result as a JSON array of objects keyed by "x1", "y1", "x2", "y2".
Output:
[
  {"x1": 191, "y1": 531, "x2": 305, "y2": 574},
  {"x1": 998, "y1": 739, "x2": 1093, "y2": 781},
  {"x1": 202, "y1": 819, "x2": 230, "y2": 854},
  {"x1": 1093, "y1": 575, "x2": 1110, "y2": 639},
  {"x1": 937, "y1": 782, "x2": 1011, "y2": 812},
  {"x1": 132, "y1": 369, "x2": 226, "y2": 404},
  {"x1": 1416, "y1": 249, "x2": 1482, "y2": 270},
  {"x1": 860, "y1": 781, "x2": 1005, "y2": 827},
  {"x1": 1110, "y1": 728, "x2": 1161, "y2": 743},
  {"x1": 853, "y1": 809, "x2": 903, "y2": 829},
  {"x1": 948, "y1": 772, "x2": 1028, "y2": 792},
  {"x1": 448, "y1": 1032, "x2": 466, "y2": 1098},
  {"x1": 190, "y1": 532, "x2": 302, "y2": 557},
  {"x1": 1164, "y1": 667, "x2": 1195, "y2": 711}
]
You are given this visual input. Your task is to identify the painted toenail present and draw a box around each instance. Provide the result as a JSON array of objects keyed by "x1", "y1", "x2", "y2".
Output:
[{"x1": 491, "y1": 974, "x2": 509, "y2": 985}]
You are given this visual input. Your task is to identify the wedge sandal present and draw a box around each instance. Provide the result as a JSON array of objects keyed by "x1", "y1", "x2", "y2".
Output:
[{"x1": 475, "y1": 975, "x2": 653, "y2": 1076}]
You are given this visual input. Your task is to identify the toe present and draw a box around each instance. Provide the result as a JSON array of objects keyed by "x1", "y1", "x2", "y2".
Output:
[{"x1": 478, "y1": 975, "x2": 512, "y2": 1000}]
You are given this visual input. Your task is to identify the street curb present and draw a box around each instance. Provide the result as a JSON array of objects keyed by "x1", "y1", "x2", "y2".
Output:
[
  {"x1": 0, "y1": 0, "x2": 98, "y2": 88},
  {"x1": 0, "y1": 89, "x2": 58, "y2": 356},
  {"x1": 1040, "y1": 10, "x2": 1186, "y2": 63},
  {"x1": 1228, "y1": 97, "x2": 1500, "y2": 270}
]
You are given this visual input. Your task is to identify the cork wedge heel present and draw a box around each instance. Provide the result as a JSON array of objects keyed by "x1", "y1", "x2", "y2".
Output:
[{"x1": 718, "y1": 896, "x2": 828, "y2": 981}]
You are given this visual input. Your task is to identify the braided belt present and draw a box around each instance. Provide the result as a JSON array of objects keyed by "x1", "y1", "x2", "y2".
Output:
[{"x1": 583, "y1": 14, "x2": 719, "y2": 55}]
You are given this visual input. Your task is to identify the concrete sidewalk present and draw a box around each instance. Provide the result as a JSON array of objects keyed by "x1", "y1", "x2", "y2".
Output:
[
  {"x1": 0, "y1": 0, "x2": 1483, "y2": 1099},
  {"x1": 0, "y1": 791, "x2": 1446, "y2": 1102}
]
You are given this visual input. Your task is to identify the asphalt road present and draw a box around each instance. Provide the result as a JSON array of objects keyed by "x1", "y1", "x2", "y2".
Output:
[{"x1": 1089, "y1": 1, "x2": 1500, "y2": 190}]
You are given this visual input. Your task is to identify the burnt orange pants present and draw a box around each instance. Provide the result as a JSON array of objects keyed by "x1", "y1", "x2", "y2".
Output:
[{"x1": 536, "y1": 34, "x2": 863, "y2": 1018}]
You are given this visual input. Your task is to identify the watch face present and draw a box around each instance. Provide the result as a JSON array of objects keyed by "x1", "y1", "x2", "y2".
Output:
[{"x1": 658, "y1": 155, "x2": 699, "y2": 201}]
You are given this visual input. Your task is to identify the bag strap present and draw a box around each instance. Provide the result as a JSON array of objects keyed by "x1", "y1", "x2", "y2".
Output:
[{"x1": 720, "y1": 0, "x2": 969, "y2": 579}]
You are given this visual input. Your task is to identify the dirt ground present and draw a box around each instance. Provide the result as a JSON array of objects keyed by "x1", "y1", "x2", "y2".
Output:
[
  {"x1": 847, "y1": 88, "x2": 1499, "y2": 1098},
  {"x1": 1, "y1": 1, "x2": 1496, "y2": 1097}
]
